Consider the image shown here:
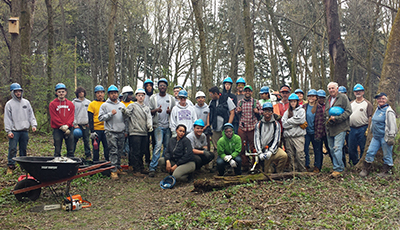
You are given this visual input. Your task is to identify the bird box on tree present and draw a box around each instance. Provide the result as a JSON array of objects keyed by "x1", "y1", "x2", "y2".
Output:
[{"x1": 8, "y1": 17, "x2": 19, "y2": 34}]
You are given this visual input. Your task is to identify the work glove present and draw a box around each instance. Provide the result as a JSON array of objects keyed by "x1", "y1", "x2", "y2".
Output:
[
  {"x1": 120, "y1": 107, "x2": 126, "y2": 114},
  {"x1": 90, "y1": 132, "x2": 98, "y2": 140},
  {"x1": 60, "y1": 125, "x2": 69, "y2": 132},
  {"x1": 148, "y1": 126, "x2": 153, "y2": 133},
  {"x1": 387, "y1": 137, "x2": 395, "y2": 146},
  {"x1": 224, "y1": 155, "x2": 233, "y2": 163},
  {"x1": 229, "y1": 159, "x2": 237, "y2": 168},
  {"x1": 365, "y1": 128, "x2": 368, "y2": 137},
  {"x1": 171, "y1": 131, "x2": 177, "y2": 138},
  {"x1": 299, "y1": 121, "x2": 308, "y2": 130},
  {"x1": 259, "y1": 151, "x2": 272, "y2": 161}
]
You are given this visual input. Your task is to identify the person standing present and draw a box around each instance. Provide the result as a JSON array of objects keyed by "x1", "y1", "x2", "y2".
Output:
[
  {"x1": 4, "y1": 83, "x2": 37, "y2": 174},
  {"x1": 98, "y1": 85, "x2": 127, "y2": 180},
  {"x1": 120, "y1": 86, "x2": 134, "y2": 158},
  {"x1": 259, "y1": 86, "x2": 271, "y2": 105},
  {"x1": 169, "y1": 90, "x2": 197, "y2": 135},
  {"x1": 194, "y1": 91, "x2": 209, "y2": 125},
  {"x1": 72, "y1": 87, "x2": 91, "y2": 159},
  {"x1": 143, "y1": 79, "x2": 155, "y2": 167},
  {"x1": 88, "y1": 85, "x2": 109, "y2": 162},
  {"x1": 348, "y1": 84, "x2": 373, "y2": 166},
  {"x1": 234, "y1": 77, "x2": 246, "y2": 133},
  {"x1": 173, "y1": 85, "x2": 193, "y2": 106},
  {"x1": 325, "y1": 82, "x2": 352, "y2": 178},
  {"x1": 273, "y1": 85, "x2": 291, "y2": 116},
  {"x1": 148, "y1": 78, "x2": 176, "y2": 177},
  {"x1": 49, "y1": 83, "x2": 75, "y2": 158}
]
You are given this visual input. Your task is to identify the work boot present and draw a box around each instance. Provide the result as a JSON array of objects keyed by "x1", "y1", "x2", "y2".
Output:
[
  {"x1": 117, "y1": 168, "x2": 127, "y2": 175},
  {"x1": 128, "y1": 166, "x2": 134, "y2": 172},
  {"x1": 149, "y1": 171, "x2": 155, "y2": 177},
  {"x1": 359, "y1": 161, "x2": 372, "y2": 177},
  {"x1": 132, "y1": 172, "x2": 146, "y2": 178},
  {"x1": 111, "y1": 172, "x2": 119, "y2": 180},
  {"x1": 331, "y1": 171, "x2": 342, "y2": 178},
  {"x1": 6, "y1": 165, "x2": 15, "y2": 175},
  {"x1": 313, "y1": 167, "x2": 320, "y2": 173},
  {"x1": 377, "y1": 164, "x2": 392, "y2": 177}
]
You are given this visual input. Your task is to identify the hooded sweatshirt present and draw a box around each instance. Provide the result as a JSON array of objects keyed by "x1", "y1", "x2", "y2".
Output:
[
  {"x1": 170, "y1": 102, "x2": 197, "y2": 133},
  {"x1": 370, "y1": 104, "x2": 398, "y2": 142},
  {"x1": 72, "y1": 98, "x2": 91, "y2": 126},
  {"x1": 123, "y1": 102, "x2": 152, "y2": 136},
  {"x1": 194, "y1": 103, "x2": 209, "y2": 125},
  {"x1": 98, "y1": 98, "x2": 126, "y2": 133},
  {"x1": 217, "y1": 130, "x2": 242, "y2": 159},
  {"x1": 254, "y1": 115, "x2": 281, "y2": 154},
  {"x1": 4, "y1": 90, "x2": 37, "y2": 134},
  {"x1": 282, "y1": 106, "x2": 306, "y2": 138},
  {"x1": 49, "y1": 97, "x2": 75, "y2": 129}
]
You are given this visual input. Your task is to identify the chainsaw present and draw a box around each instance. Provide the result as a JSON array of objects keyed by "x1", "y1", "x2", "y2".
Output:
[{"x1": 29, "y1": 194, "x2": 91, "y2": 212}]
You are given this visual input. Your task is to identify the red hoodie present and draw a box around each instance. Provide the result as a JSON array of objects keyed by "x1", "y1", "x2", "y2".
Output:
[{"x1": 49, "y1": 98, "x2": 75, "y2": 129}]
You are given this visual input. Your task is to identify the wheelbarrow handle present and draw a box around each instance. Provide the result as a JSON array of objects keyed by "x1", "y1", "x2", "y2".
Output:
[{"x1": 78, "y1": 161, "x2": 111, "y2": 173}]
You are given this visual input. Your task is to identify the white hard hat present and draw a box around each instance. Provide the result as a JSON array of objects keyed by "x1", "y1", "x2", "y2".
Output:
[
  {"x1": 135, "y1": 88, "x2": 146, "y2": 95},
  {"x1": 121, "y1": 86, "x2": 134, "y2": 94},
  {"x1": 195, "y1": 91, "x2": 206, "y2": 98}
]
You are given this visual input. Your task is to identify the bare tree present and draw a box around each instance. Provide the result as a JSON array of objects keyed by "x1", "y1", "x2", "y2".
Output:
[{"x1": 107, "y1": 0, "x2": 117, "y2": 86}]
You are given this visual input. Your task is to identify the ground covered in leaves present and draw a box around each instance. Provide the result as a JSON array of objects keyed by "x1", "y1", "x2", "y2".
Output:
[{"x1": 1, "y1": 133, "x2": 400, "y2": 229}]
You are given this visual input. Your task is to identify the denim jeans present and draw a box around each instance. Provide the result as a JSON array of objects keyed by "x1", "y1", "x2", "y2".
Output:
[
  {"x1": 216, "y1": 156, "x2": 242, "y2": 176},
  {"x1": 7, "y1": 131, "x2": 29, "y2": 166},
  {"x1": 327, "y1": 131, "x2": 346, "y2": 172},
  {"x1": 73, "y1": 125, "x2": 91, "y2": 158},
  {"x1": 348, "y1": 125, "x2": 368, "y2": 165},
  {"x1": 304, "y1": 133, "x2": 323, "y2": 169},
  {"x1": 149, "y1": 127, "x2": 171, "y2": 171},
  {"x1": 92, "y1": 130, "x2": 109, "y2": 161},
  {"x1": 365, "y1": 136, "x2": 394, "y2": 166},
  {"x1": 53, "y1": 128, "x2": 75, "y2": 157}
]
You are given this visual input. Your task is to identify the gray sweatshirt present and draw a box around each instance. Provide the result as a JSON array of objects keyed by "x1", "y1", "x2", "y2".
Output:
[
  {"x1": 170, "y1": 103, "x2": 197, "y2": 133},
  {"x1": 194, "y1": 103, "x2": 209, "y2": 125},
  {"x1": 98, "y1": 98, "x2": 127, "y2": 133},
  {"x1": 282, "y1": 106, "x2": 307, "y2": 138},
  {"x1": 72, "y1": 98, "x2": 91, "y2": 125},
  {"x1": 254, "y1": 116, "x2": 281, "y2": 154},
  {"x1": 122, "y1": 102, "x2": 153, "y2": 136},
  {"x1": 4, "y1": 91, "x2": 37, "y2": 134}
]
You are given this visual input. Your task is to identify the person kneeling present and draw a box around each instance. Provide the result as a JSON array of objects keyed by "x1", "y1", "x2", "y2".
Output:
[
  {"x1": 254, "y1": 102, "x2": 288, "y2": 173},
  {"x1": 187, "y1": 119, "x2": 215, "y2": 171},
  {"x1": 158, "y1": 125, "x2": 195, "y2": 182},
  {"x1": 216, "y1": 123, "x2": 242, "y2": 176}
]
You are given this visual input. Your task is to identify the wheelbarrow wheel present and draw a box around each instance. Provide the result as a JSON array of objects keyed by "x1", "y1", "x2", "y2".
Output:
[{"x1": 14, "y1": 179, "x2": 41, "y2": 201}]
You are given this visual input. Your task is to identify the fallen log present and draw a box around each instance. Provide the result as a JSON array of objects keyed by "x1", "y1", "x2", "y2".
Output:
[{"x1": 192, "y1": 172, "x2": 315, "y2": 192}]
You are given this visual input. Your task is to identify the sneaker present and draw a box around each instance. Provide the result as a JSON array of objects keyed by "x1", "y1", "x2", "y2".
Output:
[
  {"x1": 331, "y1": 171, "x2": 342, "y2": 178},
  {"x1": 149, "y1": 171, "x2": 155, "y2": 177},
  {"x1": 117, "y1": 168, "x2": 127, "y2": 175},
  {"x1": 111, "y1": 172, "x2": 119, "y2": 180}
]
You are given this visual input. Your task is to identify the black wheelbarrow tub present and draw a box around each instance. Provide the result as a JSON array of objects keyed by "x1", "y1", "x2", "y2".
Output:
[{"x1": 13, "y1": 156, "x2": 82, "y2": 182}]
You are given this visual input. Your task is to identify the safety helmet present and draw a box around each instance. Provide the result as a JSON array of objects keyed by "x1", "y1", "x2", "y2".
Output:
[
  {"x1": 353, "y1": 84, "x2": 364, "y2": 92},
  {"x1": 223, "y1": 77, "x2": 233, "y2": 84},
  {"x1": 174, "y1": 85, "x2": 183, "y2": 90},
  {"x1": 288, "y1": 93, "x2": 299, "y2": 101},
  {"x1": 329, "y1": 106, "x2": 345, "y2": 116},
  {"x1": 119, "y1": 93, "x2": 123, "y2": 99},
  {"x1": 338, "y1": 86, "x2": 347, "y2": 93},
  {"x1": 223, "y1": 123, "x2": 234, "y2": 130},
  {"x1": 294, "y1": 89, "x2": 304, "y2": 94},
  {"x1": 262, "y1": 102, "x2": 273, "y2": 110},
  {"x1": 144, "y1": 79, "x2": 154, "y2": 86},
  {"x1": 94, "y1": 85, "x2": 105, "y2": 93},
  {"x1": 158, "y1": 78, "x2": 168, "y2": 86},
  {"x1": 243, "y1": 85, "x2": 253, "y2": 91},
  {"x1": 73, "y1": 128, "x2": 83, "y2": 138},
  {"x1": 107, "y1": 85, "x2": 119, "y2": 93},
  {"x1": 121, "y1": 86, "x2": 134, "y2": 94},
  {"x1": 260, "y1": 86, "x2": 270, "y2": 94},
  {"x1": 10, "y1": 83, "x2": 22, "y2": 91},
  {"x1": 55, "y1": 83, "x2": 66, "y2": 91},
  {"x1": 160, "y1": 175, "x2": 176, "y2": 189},
  {"x1": 194, "y1": 119, "x2": 205, "y2": 127},
  {"x1": 307, "y1": 89, "x2": 318, "y2": 96},
  {"x1": 135, "y1": 88, "x2": 146, "y2": 95},
  {"x1": 178, "y1": 90, "x2": 188, "y2": 98},
  {"x1": 236, "y1": 77, "x2": 246, "y2": 85},
  {"x1": 195, "y1": 91, "x2": 206, "y2": 98},
  {"x1": 317, "y1": 90, "x2": 326, "y2": 98}
]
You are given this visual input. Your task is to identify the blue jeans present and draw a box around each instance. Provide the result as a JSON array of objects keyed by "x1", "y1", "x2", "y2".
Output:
[
  {"x1": 149, "y1": 127, "x2": 171, "y2": 171},
  {"x1": 92, "y1": 130, "x2": 109, "y2": 161},
  {"x1": 8, "y1": 131, "x2": 29, "y2": 166},
  {"x1": 365, "y1": 136, "x2": 393, "y2": 166},
  {"x1": 304, "y1": 133, "x2": 323, "y2": 169},
  {"x1": 327, "y1": 131, "x2": 346, "y2": 172},
  {"x1": 53, "y1": 128, "x2": 75, "y2": 157},
  {"x1": 348, "y1": 126, "x2": 367, "y2": 165},
  {"x1": 216, "y1": 156, "x2": 242, "y2": 176}
]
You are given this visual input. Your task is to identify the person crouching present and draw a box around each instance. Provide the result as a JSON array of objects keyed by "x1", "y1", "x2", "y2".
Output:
[{"x1": 216, "y1": 123, "x2": 242, "y2": 176}]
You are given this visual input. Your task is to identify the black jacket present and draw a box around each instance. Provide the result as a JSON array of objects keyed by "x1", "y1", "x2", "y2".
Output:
[{"x1": 164, "y1": 136, "x2": 194, "y2": 166}]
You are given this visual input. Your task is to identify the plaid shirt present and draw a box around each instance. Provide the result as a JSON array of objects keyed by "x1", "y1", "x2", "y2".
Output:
[
  {"x1": 236, "y1": 97, "x2": 262, "y2": 131},
  {"x1": 314, "y1": 103, "x2": 326, "y2": 140}
]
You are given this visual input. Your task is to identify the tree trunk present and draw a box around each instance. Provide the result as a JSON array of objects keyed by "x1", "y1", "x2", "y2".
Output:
[
  {"x1": 242, "y1": 0, "x2": 254, "y2": 87},
  {"x1": 107, "y1": 0, "x2": 118, "y2": 86},
  {"x1": 45, "y1": 0, "x2": 54, "y2": 132},
  {"x1": 10, "y1": 0, "x2": 22, "y2": 85},
  {"x1": 20, "y1": 0, "x2": 33, "y2": 88},
  {"x1": 324, "y1": 0, "x2": 348, "y2": 86}
]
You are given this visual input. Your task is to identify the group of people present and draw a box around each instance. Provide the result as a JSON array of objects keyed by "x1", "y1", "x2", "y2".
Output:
[{"x1": 4, "y1": 78, "x2": 397, "y2": 182}]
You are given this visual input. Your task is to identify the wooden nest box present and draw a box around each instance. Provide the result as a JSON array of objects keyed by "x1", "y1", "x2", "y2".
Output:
[{"x1": 9, "y1": 17, "x2": 19, "y2": 34}]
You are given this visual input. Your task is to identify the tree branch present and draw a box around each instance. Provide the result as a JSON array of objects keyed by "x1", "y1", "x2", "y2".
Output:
[{"x1": 366, "y1": 0, "x2": 397, "y2": 13}]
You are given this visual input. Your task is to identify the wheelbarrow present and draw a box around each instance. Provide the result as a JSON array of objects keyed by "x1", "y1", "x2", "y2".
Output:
[{"x1": 11, "y1": 156, "x2": 114, "y2": 202}]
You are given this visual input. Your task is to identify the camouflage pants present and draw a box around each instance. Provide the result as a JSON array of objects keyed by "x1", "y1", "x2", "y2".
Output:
[{"x1": 106, "y1": 131, "x2": 125, "y2": 172}]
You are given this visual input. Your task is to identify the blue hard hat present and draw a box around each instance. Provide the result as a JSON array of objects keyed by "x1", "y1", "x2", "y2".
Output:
[
  {"x1": 338, "y1": 86, "x2": 347, "y2": 93},
  {"x1": 236, "y1": 77, "x2": 246, "y2": 84},
  {"x1": 223, "y1": 77, "x2": 233, "y2": 84},
  {"x1": 294, "y1": 89, "x2": 304, "y2": 94},
  {"x1": 288, "y1": 93, "x2": 299, "y2": 101},
  {"x1": 10, "y1": 83, "x2": 22, "y2": 91},
  {"x1": 55, "y1": 83, "x2": 66, "y2": 91},
  {"x1": 178, "y1": 90, "x2": 188, "y2": 98},
  {"x1": 260, "y1": 86, "x2": 270, "y2": 94},
  {"x1": 144, "y1": 79, "x2": 154, "y2": 86},
  {"x1": 317, "y1": 89, "x2": 326, "y2": 97},
  {"x1": 108, "y1": 85, "x2": 119, "y2": 93},
  {"x1": 158, "y1": 78, "x2": 168, "y2": 86},
  {"x1": 160, "y1": 175, "x2": 176, "y2": 189},
  {"x1": 307, "y1": 89, "x2": 318, "y2": 96},
  {"x1": 223, "y1": 123, "x2": 234, "y2": 130},
  {"x1": 329, "y1": 106, "x2": 345, "y2": 116},
  {"x1": 353, "y1": 84, "x2": 364, "y2": 92},
  {"x1": 194, "y1": 119, "x2": 205, "y2": 127},
  {"x1": 262, "y1": 102, "x2": 273, "y2": 110},
  {"x1": 94, "y1": 85, "x2": 105, "y2": 93},
  {"x1": 73, "y1": 128, "x2": 83, "y2": 138}
]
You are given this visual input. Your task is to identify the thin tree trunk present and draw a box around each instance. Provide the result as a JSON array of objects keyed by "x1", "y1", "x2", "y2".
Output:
[
  {"x1": 242, "y1": 0, "x2": 254, "y2": 87},
  {"x1": 20, "y1": 0, "x2": 33, "y2": 88},
  {"x1": 10, "y1": 0, "x2": 22, "y2": 84},
  {"x1": 45, "y1": 0, "x2": 54, "y2": 132},
  {"x1": 107, "y1": 0, "x2": 117, "y2": 86}
]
